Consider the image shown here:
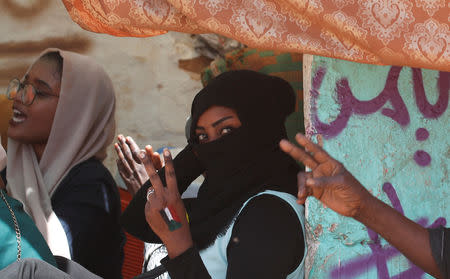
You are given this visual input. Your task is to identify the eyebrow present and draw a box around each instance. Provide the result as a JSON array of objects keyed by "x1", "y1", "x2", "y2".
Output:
[
  {"x1": 24, "y1": 75, "x2": 52, "y2": 91},
  {"x1": 195, "y1": 116, "x2": 234, "y2": 130},
  {"x1": 212, "y1": 116, "x2": 233, "y2": 127},
  {"x1": 35, "y1": 79, "x2": 52, "y2": 91}
]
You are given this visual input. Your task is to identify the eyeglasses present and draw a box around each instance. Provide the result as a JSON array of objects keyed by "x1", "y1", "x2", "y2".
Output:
[{"x1": 6, "y1": 78, "x2": 58, "y2": 106}]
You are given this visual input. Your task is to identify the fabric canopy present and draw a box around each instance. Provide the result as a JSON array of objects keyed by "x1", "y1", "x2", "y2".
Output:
[{"x1": 62, "y1": 0, "x2": 449, "y2": 71}]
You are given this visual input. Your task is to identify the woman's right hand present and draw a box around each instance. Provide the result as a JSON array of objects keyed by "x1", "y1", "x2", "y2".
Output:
[
  {"x1": 143, "y1": 147, "x2": 193, "y2": 259},
  {"x1": 280, "y1": 133, "x2": 372, "y2": 218},
  {"x1": 115, "y1": 135, "x2": 162, "y2": 196}
]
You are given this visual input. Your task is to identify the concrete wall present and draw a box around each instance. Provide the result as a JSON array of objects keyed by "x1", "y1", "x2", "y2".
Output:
[
  {"x1": 0, "y1": 0, "x2": 203, "y2": 185},
  {"x1": 303, "y1": 55, "x2": 449, "y2": 278}
]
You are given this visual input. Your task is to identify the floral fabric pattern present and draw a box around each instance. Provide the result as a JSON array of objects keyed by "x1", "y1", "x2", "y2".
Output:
[{"x1": 61, "y1": 0, "x2": 450, "y2": 71}]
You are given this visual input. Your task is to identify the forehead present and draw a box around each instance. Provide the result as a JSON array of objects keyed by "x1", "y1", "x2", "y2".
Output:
[
  {"x1": 27, "y1": 59, "x2": 61, "y2": 85},
  {"x1": 197, "y1": 106, "x2": 238, "y2": 125}
]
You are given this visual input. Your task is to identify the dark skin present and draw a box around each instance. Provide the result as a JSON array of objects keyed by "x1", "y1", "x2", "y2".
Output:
[
  {"x1": 280, "y1": 133, "x2": 442, "y2": 278},
  {"x1": 143, "y1": 105, "x2": 242, "y2": 259},
  {"x1": 114, "y1": 135, "x2": 161, "y2": 195},
  {"x1": 7, "y1": 59, "x2": 60, "y2": 161},
  {"x1": 194, "y1": 106, "x2": 242, "y2": 144},
  {"x1": 116, "y1": 106, "x2": 242, "y2": 195}
]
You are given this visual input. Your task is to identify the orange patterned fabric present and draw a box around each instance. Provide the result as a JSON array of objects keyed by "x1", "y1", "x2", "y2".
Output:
[{"x1": 62, "y1": 0, "x2": 449, "y2": 71}]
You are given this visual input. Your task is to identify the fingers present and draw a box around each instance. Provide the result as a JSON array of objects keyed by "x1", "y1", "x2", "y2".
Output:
[
  {"x1": 305, "y1": 177, "x2": 328, "y2": 201},
  {"x1": 152, "y1": 152, "x2": 163, "y2": 170},
  {"x1": 279, "y1": 139, "x2": 318, "y2": 169},
  {"x1": 125, "y1": 136, "x2": 143, "y2": 163},
  {"x1": 162, "y1": 149, "x2": 178, "y2": 194},
  {"x1": 294, "y1": 133, "x2": 330, "y2": 164},
  {"x1": 138, "y1": 144, "x2": 162, "y2": 170},
  {"x1": 116, "y1": 159, "x2": 128, "y2": 177},
  {"x1": 143, "y1": 145, "x2": 164, "y2": 196},
  {"x1": 297, "y1": 172, "x2": 309, "y2": 204},
  {"x1": 115, "y1": 143, "x2": 133, "y2": 176},
  {"x1": 118, "y1": 135, "x2": 134, "y2": 163}
]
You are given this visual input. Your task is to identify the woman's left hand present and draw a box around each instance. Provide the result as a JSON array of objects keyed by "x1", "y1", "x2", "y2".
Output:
[{"x1": 143, "y1": 147, "x2": 193, "y2": 259}]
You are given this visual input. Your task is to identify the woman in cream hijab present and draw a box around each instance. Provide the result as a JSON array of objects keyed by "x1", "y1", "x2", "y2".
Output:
[{"x1": 4, "y1": 49, "x2": 124, "y2": 279}]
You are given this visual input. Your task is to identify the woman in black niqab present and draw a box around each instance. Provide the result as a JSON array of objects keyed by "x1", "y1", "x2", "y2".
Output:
[
  {"x1": 121, "y1": 70, "x2": 306, "y2": 279},
  {"x1": 187, "y1": 70, "x2": 301, "y2": 249}
]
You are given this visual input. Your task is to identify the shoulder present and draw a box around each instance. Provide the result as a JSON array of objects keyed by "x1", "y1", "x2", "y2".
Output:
[
  {"x1": 238, "y1": 194, "x2": 302, "y2": 227},
  {"x1": 56, "y1": 158, "x2": 115, "y2": 191},
  {"x1": 51, "y1": 158, "x2": 118, "y2": 206},
  {"x1": 226, "y1": 194, "x2": 305, "y2": 275},
  {"x1": 232, "y1": 193, "x2": 304, "y2": 242},
  {"x1": 64, "y1": 158, "x2": 115, "y2": 185}
]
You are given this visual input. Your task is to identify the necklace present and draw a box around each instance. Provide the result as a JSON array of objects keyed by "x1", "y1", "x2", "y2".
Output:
[{"x1": 0, "y1": 189, "x2": 22, "y2": 261}]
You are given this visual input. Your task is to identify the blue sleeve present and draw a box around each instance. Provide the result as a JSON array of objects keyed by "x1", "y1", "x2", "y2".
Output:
[{"x1": 52, "y1": 162, "x2": 124, "y2": 279}]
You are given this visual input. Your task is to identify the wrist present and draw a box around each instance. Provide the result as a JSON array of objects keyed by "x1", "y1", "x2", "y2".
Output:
[
  {"x1": 353, "y1": 192, "x2": 379, "y2": 224},
  {"x1": 163, "y1": 231, "x2": 194, "y2": 259}
]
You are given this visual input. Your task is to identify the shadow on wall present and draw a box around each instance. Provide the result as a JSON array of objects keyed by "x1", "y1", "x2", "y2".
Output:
[
  {"x1": 0, "y1": 36, "x2": 92, "y2": 86},
  {"x1": 1, "y1": 0, "x2": 51, "y2": 19}
]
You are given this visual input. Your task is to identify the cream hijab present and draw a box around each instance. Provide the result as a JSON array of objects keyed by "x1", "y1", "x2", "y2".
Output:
[{"x1": 6, "y1": 49, "x2": 116, "y2": 258}]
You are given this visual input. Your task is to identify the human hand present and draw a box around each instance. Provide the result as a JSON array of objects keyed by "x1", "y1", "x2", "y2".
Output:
[
  {"x1": 143, "y1": 147, "x2": 193, "y2": 259},
  {"x1": 280, "y1": 133, "x2": 372, "y2": 218},
  {"x1": 115, "y1": 135, "x2": 162, "y2": 195}
]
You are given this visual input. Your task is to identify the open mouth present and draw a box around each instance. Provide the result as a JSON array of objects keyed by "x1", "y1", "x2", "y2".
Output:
[{"x1": 11, "y1": 108, "x2": 27, "y2": 124}]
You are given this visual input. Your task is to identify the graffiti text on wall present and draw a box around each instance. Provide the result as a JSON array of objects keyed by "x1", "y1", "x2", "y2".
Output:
[
  {"x1": 310, "y1": 66, "x2": 449, "y2": 167},
  {"x1": 330, "y1": 183, "x2": 447, "y2": 278}
]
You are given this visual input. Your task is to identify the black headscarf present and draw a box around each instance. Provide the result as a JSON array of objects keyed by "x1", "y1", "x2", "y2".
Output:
[
  {"x1": 121, "y1": 70, "x2": 300, "y2": 250},
  {"x1": 187, "y1": 70, "x2": 300, "y2": 249}
]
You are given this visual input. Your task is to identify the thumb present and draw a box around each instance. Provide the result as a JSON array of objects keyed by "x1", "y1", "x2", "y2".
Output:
[
  {"x1": 305, "y1": 177, "x2": 335, "y2": 201},
  {"x1": 297, "y1": 172, "x2": 308, "y2": 204}
]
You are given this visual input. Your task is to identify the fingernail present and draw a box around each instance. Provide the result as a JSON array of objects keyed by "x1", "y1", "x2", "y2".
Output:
[
  {"x1": 145, "y1": 145, "x2": 153, "y2": 154},
  {"x1": 139, "y1": 152, "x2": 145, "y2": 159},
  {"x1": 164, "y1": 148, "x2": 170, "y2": 157}
]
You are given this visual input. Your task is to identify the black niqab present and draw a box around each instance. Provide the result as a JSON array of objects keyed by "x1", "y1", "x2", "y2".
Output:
[
  {"x1": 187, "y1": 70, "x2": 300, "y2": 249},
  {"x1": 121, "y1": 70, "x2": 301, "y2": 250}
]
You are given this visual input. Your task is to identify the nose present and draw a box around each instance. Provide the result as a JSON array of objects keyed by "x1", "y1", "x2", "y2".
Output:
[
  {"x1": 11, "y1": 89, "x2": 24, "y2": 106},
  {"x1": 208, "y1": 134, "x2": 219, "y2": 143}
]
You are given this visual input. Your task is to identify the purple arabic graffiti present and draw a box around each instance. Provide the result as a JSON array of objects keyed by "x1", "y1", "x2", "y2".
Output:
[
  {"x1": 311, "y1": 67, "x2": 449, "y2": 138},
  {"x1": 311, "y1": 67, "x2": 449, "y2": 167},
  {"x1": 310, "y1": 66, "x2": 410, "y2": 139},
  {"x1": 330, "y1": 183, "x2": 447, "y2": 279},
  {"x1": 413, "y1": 69, "x2": 449, "y2": 119}
]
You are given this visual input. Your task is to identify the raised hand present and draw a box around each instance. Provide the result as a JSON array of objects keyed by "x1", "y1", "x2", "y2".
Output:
[
  {"x1": 279, "y1": 133, "x2": 372, "y2": 218},
  {"x1": 143, "y1": 147, "x2": 193, "y2": 259},
  {"x1": 115, "y1": 135, "x2": 162, "y2": 195}
]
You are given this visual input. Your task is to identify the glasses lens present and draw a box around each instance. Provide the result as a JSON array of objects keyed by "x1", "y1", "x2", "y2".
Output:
[
  {"x1": 6, "y1": 79, "x2": 20, "y2": 100},
  {"x1": 23, "y1": 85, "x2": 35, "y2": 106}
]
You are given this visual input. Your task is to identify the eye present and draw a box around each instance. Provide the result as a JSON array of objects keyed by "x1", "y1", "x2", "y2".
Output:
[
  {"x1": 36, "y1": 90, "x2": 52, "y2": 97},
  {"x1": 220, "y1": 127, "x2": 233, "y2": 135},
  {"x1": 197, "y1": 133, "x2": 208, "y2": 142}
]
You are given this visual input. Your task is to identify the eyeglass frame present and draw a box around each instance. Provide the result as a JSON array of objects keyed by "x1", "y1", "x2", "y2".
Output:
[{"x1": 6, "y1": 78, "x2": 59, "y2": 106}]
